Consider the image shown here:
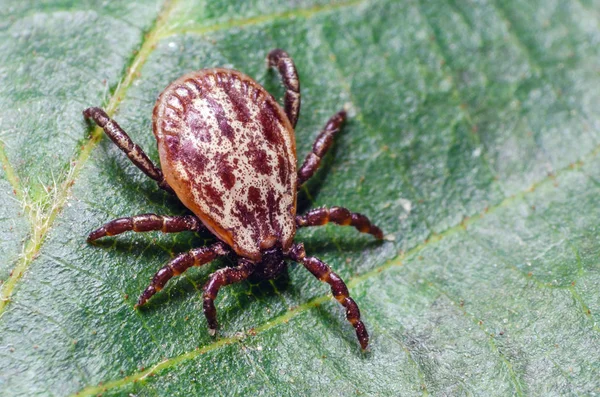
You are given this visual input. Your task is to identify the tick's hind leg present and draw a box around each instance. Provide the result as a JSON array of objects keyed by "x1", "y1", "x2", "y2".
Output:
[
  {"x1": 83, "y1": 107, "x2": 173, "y2": 194},
  {"x1": 297, "y1": 110, "x2": 345, "y2": 187},
  {"x1": 203, "y1": 259, "x2": 255, "y2": 335},
  {"x1": 136, "y1": 242, "x2": 229, "y2": 307},
  {"x1": 267, "y1": 49, "x2": 301, "y2": 128},
  {"x1": 87, "y1": 214, "x2": 206, "y2": 241},
  {"x1": 296, "y1": 206, "x2": 383, "y2": 240},
  {"x1": 288, "y1": 243, "x2": 369, "y2": 349}
]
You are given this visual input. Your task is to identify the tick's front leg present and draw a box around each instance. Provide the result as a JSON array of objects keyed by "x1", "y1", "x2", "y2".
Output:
[
  {"x1": 83, "y1": 107, "x2": 174, "y2": 194},
  {"x1": 288, "y1": 243, "x2": 369, "y2": 350}
]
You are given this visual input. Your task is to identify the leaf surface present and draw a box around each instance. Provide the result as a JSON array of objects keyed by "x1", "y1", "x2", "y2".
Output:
[{"x1": 1, "y1": 0, "x2": 600, "y2": 395}]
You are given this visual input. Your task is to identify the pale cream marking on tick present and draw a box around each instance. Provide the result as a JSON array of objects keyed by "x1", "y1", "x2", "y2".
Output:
[
  {"x1": 175, "y1": 87, "x2": 190, "y2": 98},
  {"x1": 164, "y1": 107, "x2": 180, "y2": 120},
  {"x1": 185, "y1": 80, "x2": 202, "y2": 96},
  {"x1": 167, "y1": 95, "x2": 183, "y2": 112}
]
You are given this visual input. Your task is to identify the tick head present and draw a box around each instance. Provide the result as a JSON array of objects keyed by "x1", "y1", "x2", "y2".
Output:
[{"x1": 252, "y1": 243, "x2": 286, "y2": 280}]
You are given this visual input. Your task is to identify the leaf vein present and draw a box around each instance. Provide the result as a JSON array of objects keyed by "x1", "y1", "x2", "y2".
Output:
[
  {"x1": 0, "y1": 140, "x2": 24, "y2": 203},
  {"x1": 375, "y1": 324, "x2": 429, "y2": 396},
  {"x1": 70, "y1": 139, "x2": 600, "y2": 396},
  {"x1": 0, "y1": 0, "x2": 180, "y2": 316},
  {"x1": 423, "y1": 280, "x2": 525, "y2": 396},
  {"x1": 161, "y1": 0, "x2": 367, "y2": 38}
]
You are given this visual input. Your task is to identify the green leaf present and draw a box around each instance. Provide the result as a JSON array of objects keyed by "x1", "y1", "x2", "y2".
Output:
[{"x1": 1, "y1": 0, "x2": 600, "y2": 395}]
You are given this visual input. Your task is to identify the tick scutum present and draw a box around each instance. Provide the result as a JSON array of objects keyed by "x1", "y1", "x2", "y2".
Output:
[{"x1": 153, "y1": 69, "x2": 298, "y2": 262}]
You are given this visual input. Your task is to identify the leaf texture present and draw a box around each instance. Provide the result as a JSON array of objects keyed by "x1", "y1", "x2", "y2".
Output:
[{"x1": 1, "y1": 0, "x2": 599, "y2": 395}]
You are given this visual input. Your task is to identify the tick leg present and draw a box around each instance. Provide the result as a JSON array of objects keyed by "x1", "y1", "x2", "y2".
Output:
[
  {"x1": 288, "y1": 243, "x2": 369, "y2": 350},
  {"x1": 297, "y1": 110, "x2": 345, "y2": 187},
  {"x1": 267, "y1": 49, "x2": 301, "y2": 128},
  {"x1": 83, "y1": 107, "x2": 174, "y2": 194},
  {"x1": 88, "y1": 214, "x2": 206, "y2": 242},
  {"x1": 136, "y1": 242, "x2": 229, "y2": 307},
  {"x1": 203, "y1": 258, "x2": 255, "y2": 335},
  {"x1": 296, "y1": 206, "x2": 383, "y2": 240}
]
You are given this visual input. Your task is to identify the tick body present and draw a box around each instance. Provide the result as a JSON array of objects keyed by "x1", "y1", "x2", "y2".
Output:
[
  {"x1": 84, "y1": 49, "x2": 383, "y2": 350},
  {"x1": 154, "y1": 69, "x2": 297, "y2": 261}
]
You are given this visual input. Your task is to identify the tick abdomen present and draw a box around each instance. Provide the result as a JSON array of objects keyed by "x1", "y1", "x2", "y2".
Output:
[{"x1": 153, "y1": 69, "x2": 298, "y2": 261}]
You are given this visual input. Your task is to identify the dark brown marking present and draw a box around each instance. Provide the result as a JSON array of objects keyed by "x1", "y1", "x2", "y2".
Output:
[
  {"x1": 233, "y1": 201, "x2": 261, "y2": 243},
  {"x1": 258, "y1": 100, "x2": 284, "y2": 146},
  {"x1": 266, "y1": 189, "x2": 282, "y2": 237},
  {"x1": 204, "y1": 95, "x2": 235, "y2": 142},
  {"x1": 179, "y1": 146, "x2": 209, "y2": 174},
  {"x1": 223, "y1": 82, "x2": 251, "y2": 123},
  {"x1": 240, "y1": 79, "x2": 251, "y2": 97},
  {"x1": 248, "y1": 186, "x2": 262, "y2": 205},
  {"x1": 219, "y1": 169, "x2": 236, "y2": 190},
  {"x1": 202, "y1": 184, "x2": 225, "y2": 209},
  {"x1": 164, "y1": 135, "x2": 180, "y2": 154},
  {"x1": 186, "y1": 107, "x2": 212, "y2": 143},
  {"x1": 277, "y1": 154, "x2": 288, "y2": 185},
  {"x1": 245, "y1": 141, "x2": 272, "y2": 176},
  {"x1": 215, "y1": 154, "x2": 236, "y2": 189}
]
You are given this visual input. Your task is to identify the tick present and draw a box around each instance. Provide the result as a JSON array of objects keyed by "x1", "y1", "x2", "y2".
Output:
[{"x1": 84, "y1": 49, "x2": 383, "y2": 349}]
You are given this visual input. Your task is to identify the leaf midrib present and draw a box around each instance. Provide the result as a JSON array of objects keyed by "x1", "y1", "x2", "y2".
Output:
[{"x1": 0, "y1": 0, "x2": 175, "y2": 314}]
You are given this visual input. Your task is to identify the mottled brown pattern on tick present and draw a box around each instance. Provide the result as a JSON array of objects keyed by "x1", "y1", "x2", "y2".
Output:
[{"x1": 154, "y1": 69, "x2": 297, "y2": 261}]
